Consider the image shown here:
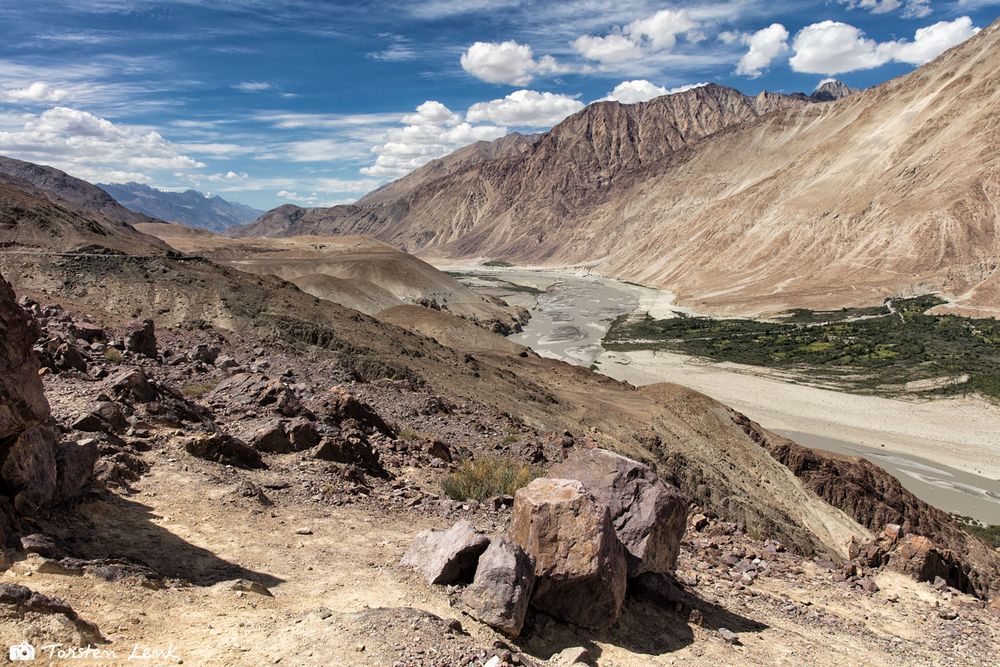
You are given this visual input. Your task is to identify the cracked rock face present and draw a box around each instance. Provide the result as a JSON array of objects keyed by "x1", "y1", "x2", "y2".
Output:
[
  {"x1": 0, "y1": 275, "x2": 49, "y2": 440},
  {"x1": 0, "y1": 273, "x2": 96, "y2": 526},
  {"x1": 509, "y1": 477, "x2": 628, "y2": 630},
  {"x1": 550, "y1": 447, "x2": 688, "y2": 577}
]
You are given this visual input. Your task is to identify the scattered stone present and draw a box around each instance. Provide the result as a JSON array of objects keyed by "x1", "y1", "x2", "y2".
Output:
[
  {"x1": 459, "y1": 536, "x2": 536, "y2": 637},
  {"x1": 213, "y1": 579, "x2": 274, "y2": 597},
  {"x1": 718, "y1": 628, "x2": 741, "y2": 645},
  {"x1": 401, "y1": 519, "x2": 490, "y2": 585},
  {"x1": 21, "y1": 533, "x2": 60, "y2": 558},
  {"x1": 550, "y1": 646, "x2": 595, "y2": 666},
  {"x1": 509, "y1": 477, "x2": 627, "y2": 630}
]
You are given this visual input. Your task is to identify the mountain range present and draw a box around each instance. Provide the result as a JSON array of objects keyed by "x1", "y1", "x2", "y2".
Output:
[
  {"x1": 234, "y1": 20, "x2": 1000, "y2": 318},
  {"x1": 100, "y1": 182, "x2": 263, "y2": 232}
]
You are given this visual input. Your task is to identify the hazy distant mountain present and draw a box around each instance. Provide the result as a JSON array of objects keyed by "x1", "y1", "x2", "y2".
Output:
[{"x1": 99, "y1": 182, "x2": 263, "y2": 232}]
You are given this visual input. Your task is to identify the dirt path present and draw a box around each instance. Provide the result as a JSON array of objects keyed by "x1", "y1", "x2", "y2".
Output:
[{"x1": 4, "y1": 446, "x2": 997, "y2": 666}]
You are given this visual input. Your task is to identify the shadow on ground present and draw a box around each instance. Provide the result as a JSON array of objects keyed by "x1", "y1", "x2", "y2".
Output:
[
  {"x1": 35, "y1": 494, "x2": 283, "y2": 588},
  {"x1": 517, "y1": 588, "x2": 767, "y2": 660}
]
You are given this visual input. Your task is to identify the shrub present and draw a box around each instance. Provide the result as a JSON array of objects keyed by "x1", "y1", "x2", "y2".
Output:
[
  {"x1": 181, "y1": 380, "x2": 219, "y2": 397},
  {"x1": 104, "y1": 348, "x2": 123, "y2": 364},
  {"x1": 441, "y1": 457, "x2": 542, "y2": 502}
]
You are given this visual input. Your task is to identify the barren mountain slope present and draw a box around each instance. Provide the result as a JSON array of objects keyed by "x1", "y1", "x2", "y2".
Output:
[
  {"x1": 238, "y1": 21, "x2": 999, "y2": 316},
  {"x1": 137, "y1": 222, "x2": 526, "y2": 330},
  {"x1": 0, "y1": 168, "x2": 892, "y2": 563},
  {"x1": 0, "y1": 155, "x2": 157, "y2": 228},
  {"x1": 233, "y1": 84, "x2": 809, "y2": 242},
  {"x1": 0, "y1": 181, "x2": 170, "y2": 254}
]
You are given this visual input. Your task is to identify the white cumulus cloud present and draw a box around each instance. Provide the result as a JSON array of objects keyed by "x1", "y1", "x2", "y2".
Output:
[
  {"x1": 789, "y1": 17, "x2": 979, "y2": 75},
  {"x1": 0, "y1": 106, "x2": 204, "y2": 185},
  {"x1": 735, "y1": 23, "x2": 790, "y2": 78},
  {"x1": 467, "y1": 90, "x2": 584, "y2": 127},
  {"x1": 572, "y1": 8, "x2": 700, "y2": 66},
  {"x1": 6, "y1": 81, "x2": 70, "y2": 103},
  {"x1": 599, "y1": 80, "x2": 708, "y2": 104},
  {"x1": 361, "y1": 101, "x2": 506, "y2": 178},
  {"x1": 626, "y1": 9, "x2": 696, "y2": 51},
  {"x1": 572, "y1": 34, "x2": 643, "y2": 64},
  {"x1": 460, "y1": 40, "x2": 564, "y2": 85}
]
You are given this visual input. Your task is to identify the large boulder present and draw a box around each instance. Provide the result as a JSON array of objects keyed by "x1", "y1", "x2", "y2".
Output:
[
  {"x1": 459, "y1": 536, "x2": 536, "y2": 637},
  {"x1": 1, "y1": 424, "x2": 58, "y2": 515},
  {"x1": 210, "y1": 373, "x2": 308, "y2": 418},
  {"x1": 124, "y1": 318, "x2": 157, "y2": 358},
  {"x1": 0, "y1": 276, "x2": 95, "y2": 526},
  {"x1": 851, "y1": 525, "x2": 974, "y2": 594},
  {"x1": 0, "y1": 276, "x2": 49, "y2": 439},
  {"x1": 249, "y1": 420, "x2": 293, "y2": 454},
  {"x1": 509, "y1": 478, "x2": 627, "y2": 630},
  {"x1": 400, "y1": 520, "x2": 490, "y2": 585},
  {"x1": 324, "y1": 386, "x2": 392, "y2": 436},
  {"x1": 550, "y1": 448, "x2": 687, "y2": 577},
  {"x1": 184, "y1": 432, "x2": 265, "y2": 470}
]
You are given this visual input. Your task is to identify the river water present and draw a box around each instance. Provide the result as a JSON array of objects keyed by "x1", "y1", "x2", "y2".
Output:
[{"x1": 452, "y1": 267, "x2": 1000, "y2": 525}]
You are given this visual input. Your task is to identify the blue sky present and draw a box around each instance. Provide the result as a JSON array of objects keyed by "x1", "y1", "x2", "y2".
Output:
[{"x1": 0, "y1": 0, "x2": 996, "y2": 210}]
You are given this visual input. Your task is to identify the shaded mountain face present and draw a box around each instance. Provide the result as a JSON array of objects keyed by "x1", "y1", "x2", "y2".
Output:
[
  {"x1": 235, "y1": 20, "x2": 998, "y2": 317},
  {"x1": 100, "y1": 182, "x2": 263, "y2": 232},
  {"x1": 0, "y1": 155, "x2": 154, "y2": 228}
]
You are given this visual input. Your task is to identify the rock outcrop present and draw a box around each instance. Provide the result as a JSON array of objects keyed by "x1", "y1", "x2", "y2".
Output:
[
  {"x1": 509, "y1": 478, "x2": 627, "y2": 630},
  {"x1": 550, "y1": 448, "x2": 687, "y2": 577},
  {"x1": 0, "y1": 274, "x2": 95, "y2": 530}
]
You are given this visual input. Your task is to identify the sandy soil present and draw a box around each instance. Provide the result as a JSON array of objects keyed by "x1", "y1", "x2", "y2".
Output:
[
  {"x1": 4, "y1": 447, "x2": 996, "y2": 667},
  {"x1": 596, "y1": 349, "x2": 1000, "y2": 481}
]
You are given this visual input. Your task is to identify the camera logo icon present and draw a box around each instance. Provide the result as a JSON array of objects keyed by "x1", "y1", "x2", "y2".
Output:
[{"x1": 8, "y1": 642, "x2": 35, "y2": 661}]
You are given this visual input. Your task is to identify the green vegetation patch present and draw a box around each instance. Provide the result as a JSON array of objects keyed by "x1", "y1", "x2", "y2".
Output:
[
  {"x1": 441, "y1": 456, "x2": 543, "y2": 502},
  {"x1": 604, "y1": 295, "x2": 1000, "y2": 400},
  {"x1": 482, "y1": 259, "x2": 514, "y2": 267}
]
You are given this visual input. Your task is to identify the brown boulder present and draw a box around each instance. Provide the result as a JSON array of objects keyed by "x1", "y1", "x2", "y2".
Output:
[
  {"x1": 1, "y1": 424, "x2": 58, "y2": 515},
  {"x1": 550, "y1": 448, "x2": 687, "y2": 577},
  {"x1": 250, "y1": 421, "x2": 293, "y2": 454},
  {"x1": 509, "y1": 478, "x2": 627, "y2": 630},
  {"x1": 124, "y1": 318, "x2": 157, "y2": 358},
  {"x1": 325, "y1": 386, "x2": 392, "y2": 436},
  {"x1": 400, "y1": 520, "x2": 490, "y2": 585},
  {"x1": 0, "y1": 275, "x2": 48, "y2": 439},
  {"x1": 312, "y1": 433, "x2": 383, "y2": 473},
  {"x1": 459, "y1": 536, "x2": 536, "y2": 637},
  {"x1": 210, "y1": 373, "x2": 308, "y2": 417},
  {"x1": 108, "y1": 368, "x2": 157, "y2": 403},
  {"x1": 887, "y1": 535, "x2": 972, "y2": 592},
  {"x1": 287, "y1": 417, "x2": 320, "y2": 451},
  {"x1": 184, "y1": 432, "x2": 265, "y2": 469}
]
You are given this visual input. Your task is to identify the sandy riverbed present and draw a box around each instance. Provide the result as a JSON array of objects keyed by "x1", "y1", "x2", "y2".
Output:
[{"x1": 446, "y1": 265, "x2": 1000, "y2": 523}]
